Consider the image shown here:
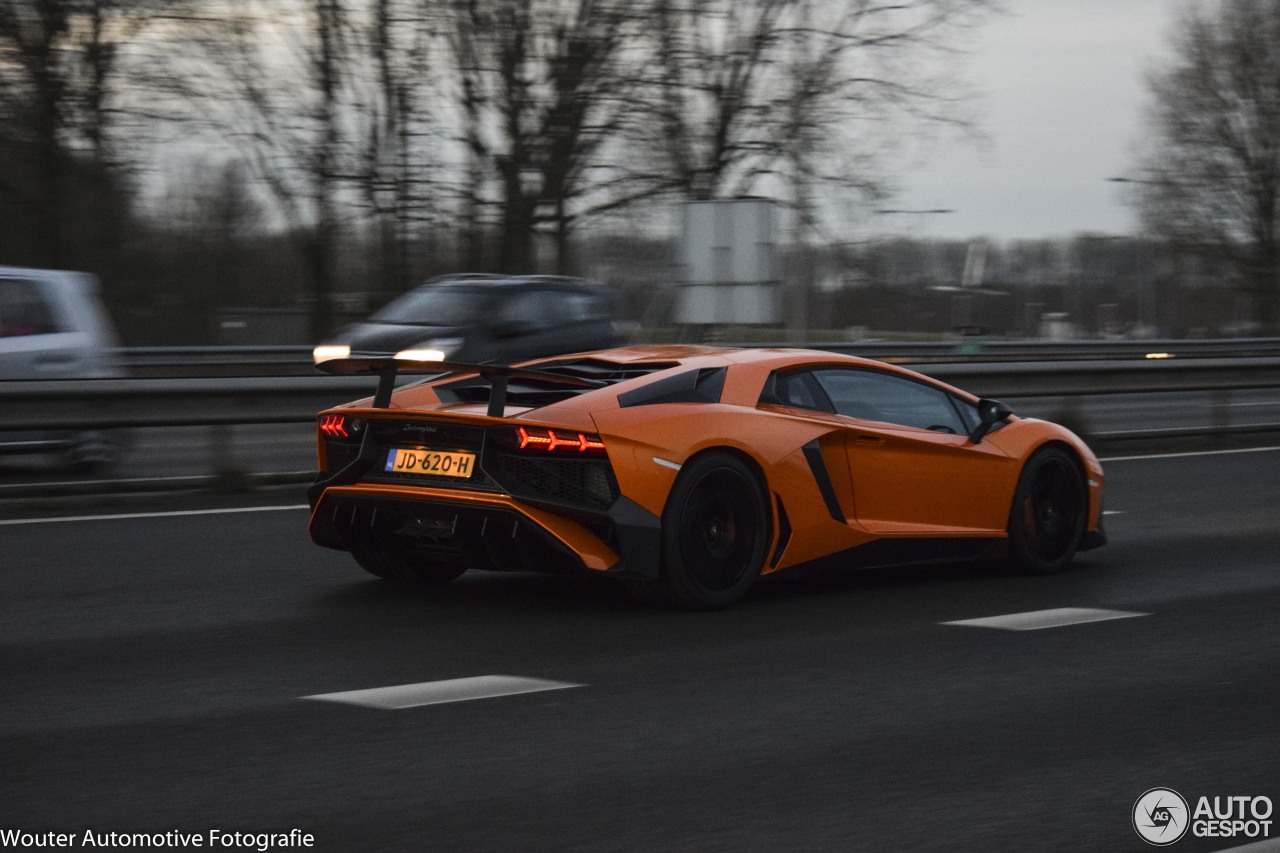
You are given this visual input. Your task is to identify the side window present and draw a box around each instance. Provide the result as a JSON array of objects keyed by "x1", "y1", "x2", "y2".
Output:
[
  {"x1": 0, "y1": 279, "x2": 59, "y2": 338},
  {"x1": 951, "y1": 397, "x2": 980, "y2": 433},
  {"x1": 496, "y1": 290, "x2": 557, "y2": 331},
  {"x1": 775, "y1": 372, "x2": 830, "y2": 411},
  {"x1": 561, "y1": 292, "x2": 608, "y2": 322},
  {"x1": 811, "y1": 368, "x2": 967, "y2": 434}
]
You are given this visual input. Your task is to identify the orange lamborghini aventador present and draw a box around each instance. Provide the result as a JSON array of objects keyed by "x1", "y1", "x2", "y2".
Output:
[{"x1": 308, "y1": 347, "x2": 1106, "y2": 609}]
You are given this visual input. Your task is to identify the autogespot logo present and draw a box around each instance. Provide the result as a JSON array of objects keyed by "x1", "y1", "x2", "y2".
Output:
[{"x1": 1134, "y1": 788, "x2": 1190, "y2": 846}]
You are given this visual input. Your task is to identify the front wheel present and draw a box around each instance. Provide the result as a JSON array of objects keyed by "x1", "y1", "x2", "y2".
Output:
[
  {"x1": 1007, "y1": 447, "x2": 1087, "y2": 575},
  {"x1": 351, "y1": 548, "x2": 467, "y2": 587},
  {"x1": 636, "y1": 452, "x2": 769, "y2": 610}
]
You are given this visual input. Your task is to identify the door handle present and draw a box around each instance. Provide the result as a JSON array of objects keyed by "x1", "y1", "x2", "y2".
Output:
[{"x1": 854, "y1": 435, "x2": 884, "y2": 446}]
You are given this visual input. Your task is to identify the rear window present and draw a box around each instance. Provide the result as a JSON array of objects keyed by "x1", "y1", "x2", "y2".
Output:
[
  {"x1": 371, "y1": 287, "x2": 490, "y2": 326},
  {"x1": 0, "y1": 278, "x2": 59, "y2": 337}
]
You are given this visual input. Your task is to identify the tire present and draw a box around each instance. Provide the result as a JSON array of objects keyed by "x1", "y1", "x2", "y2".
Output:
[
  {"x1": 351, "y1": 548, "x2": 467, "y2": 587},
  {"x1": 1007, "y1": 447, "x2": 1088, "y2": 575},
  {"x1": 644, "y1": 452, "x2": 769, "y2": 610}
]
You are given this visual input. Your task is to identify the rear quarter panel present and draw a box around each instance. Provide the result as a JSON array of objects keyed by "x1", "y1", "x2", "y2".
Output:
[
  {"x1": 588, "y1": 402, "x2": 885, "y2": 573},
  {"x1": 589, "y1": 403, "x2": 833, "y2": 517}
]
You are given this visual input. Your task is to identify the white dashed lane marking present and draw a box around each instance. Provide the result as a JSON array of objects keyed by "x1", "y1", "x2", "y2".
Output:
[
  {"x1": 302, "y1": 675, "x2": 583, "y2": 710},
  {"x1": 943, "y1": 607, "x2": 1149, "y2": 631}
]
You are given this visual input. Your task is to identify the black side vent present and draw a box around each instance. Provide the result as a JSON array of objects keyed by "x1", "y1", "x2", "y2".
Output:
[
  {"x1": 435, "y1": 358, "x2": 684, "y2": 410},
  {"x1": 442, "y1": 381, "x2": 582, "y2": 409},
  {"x1": 531, "y1": 358, "x2": 681, "y2": 383},
  {"x1": 617, "y1": 367, "x2": 727, "y2": 408},
  {"x1": 770, "y1": 495, "x2": 792, "y2": 568}
]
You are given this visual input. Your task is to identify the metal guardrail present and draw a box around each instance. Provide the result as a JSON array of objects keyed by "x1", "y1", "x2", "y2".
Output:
[
  {"x1": 119, "y1": 346, "x2": 317, "y2": 377},
  {"x1": 922, "y1": 357, "x2": 1280, "y2": 396},
  {"x1": 2, "y1": 343, "x2": 1269, "y2": 499},
  {"x1": 748, "y1": 337, "x2": 1280, "y2": 362},
  {"x1": 1, "y1": 351, "x2": 1278, "y2": 502},
  {"x1": 113, "y1": 338, "x2": 1280, "y2": 376},
  {"x1": 3, "y1": 356, "x2": 1279, "y2": 432},
  {"x1": 0, "y1": 375, "x2": 373, "y2": 431}
]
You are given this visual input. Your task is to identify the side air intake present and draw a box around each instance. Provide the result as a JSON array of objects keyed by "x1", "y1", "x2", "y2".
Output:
[{"x1": 616, "y1": 367, "x2": 727, "y2": 408}]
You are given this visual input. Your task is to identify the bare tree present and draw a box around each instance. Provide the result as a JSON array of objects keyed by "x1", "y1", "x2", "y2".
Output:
[
  {"x1": 145, "y1": 159, "x2": 265, "y2": 338},
  {"x1": 165, "y1": 0, "x2": 394, "y2": 340},
  {"x1": 442, "y1": 0, "x2": 648, "y2": 274},
  {"x1": 627, "y1": 0, "x2": 986, "y2": 337},
  {"x1": 634, "y1": 0, "x2": 988, "y2": 208},
  {"x1": 356, "y1": 0, "x2": 439, "y2": 296},
  {"x1": 0, "y1": 0, "x2": 162, "y2": 268},
  {"x1": 641, "y1": 0, "x2": 790, "y2": 201},
  {"x1": 1132, "y1": 0, "x2": 1280, "y2": 334}
]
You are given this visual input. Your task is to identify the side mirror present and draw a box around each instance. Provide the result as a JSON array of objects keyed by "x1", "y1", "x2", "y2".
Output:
[{"x1": 968, "y1": 398, "x2": 1013, "y2": 444}]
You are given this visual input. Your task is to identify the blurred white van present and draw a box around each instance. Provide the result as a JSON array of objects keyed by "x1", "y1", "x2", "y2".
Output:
[
  {"x1": 0, "y1": 267, "x2": 120, "y2": 379},
  {"x1": 0, "y1": 267, "x2": 125, "y2": 471}
]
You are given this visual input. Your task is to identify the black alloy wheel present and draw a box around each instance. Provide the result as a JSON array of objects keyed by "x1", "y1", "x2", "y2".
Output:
[
  {"x1": 1008, "y1": 447, "x2": 1087, "y2": 574},
  {"x1": 651, "y1": 451, "x2": 770, "y2": 609}
]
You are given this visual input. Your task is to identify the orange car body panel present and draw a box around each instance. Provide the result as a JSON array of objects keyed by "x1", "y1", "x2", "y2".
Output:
[{"x1": 309, "y1": 346, "x2": 1105, "y2": 577}]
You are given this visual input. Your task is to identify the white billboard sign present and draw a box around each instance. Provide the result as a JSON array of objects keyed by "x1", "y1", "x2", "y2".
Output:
[{"x1": 677, "y1": 199, "x2": 782, "y2": 325}]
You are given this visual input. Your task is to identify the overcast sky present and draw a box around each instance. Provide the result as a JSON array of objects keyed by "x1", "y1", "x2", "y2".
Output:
[{"x1": 887, "y1": 0, "x2": 1180, "y2": 241}]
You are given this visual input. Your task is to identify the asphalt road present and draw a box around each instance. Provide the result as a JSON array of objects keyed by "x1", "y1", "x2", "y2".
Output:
[{"x1": 2, "y1": 448, "x2": 1279, "y2": 851}]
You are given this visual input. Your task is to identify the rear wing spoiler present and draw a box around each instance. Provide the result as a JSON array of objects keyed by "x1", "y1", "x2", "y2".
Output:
[{"x1": 315, "y1": 356, "x2": 604, "y2": 417}]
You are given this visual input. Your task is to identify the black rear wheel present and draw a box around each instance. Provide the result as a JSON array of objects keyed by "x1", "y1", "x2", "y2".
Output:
[
  {"x1": 640, "y1": 452, "x2": 769, "y2": 610},
  {"x1": 1007, "y1": 447, "x2": 1087, "y2": 574},
  {"x1": 351, "y1": 548, "x2": 467, "y2": 586}
]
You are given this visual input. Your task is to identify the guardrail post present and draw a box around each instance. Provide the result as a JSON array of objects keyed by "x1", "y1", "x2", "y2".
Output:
[
  {"x1": 1049, "y1": 397, "x2": 1092, "y2": 445},
  {"x1": 1211, "y1": 388, "x2": 1231, "y2": 443},
  {"x1": 209, "y1": 424, "x2": 249, "y2": 489}
]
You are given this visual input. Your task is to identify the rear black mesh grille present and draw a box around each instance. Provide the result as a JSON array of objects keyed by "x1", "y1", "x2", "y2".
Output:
[
  {"x1": 324, "y1": 442, "x2": 360, "y2": 473},
  {"x1": 490, "y1": 453, "x2": 620, "y2": 511}
]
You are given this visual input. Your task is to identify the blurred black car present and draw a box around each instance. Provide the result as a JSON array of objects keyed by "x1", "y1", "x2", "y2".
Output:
[{"x1": 313, "y1": 274, "x2": 622, "y2": 365}]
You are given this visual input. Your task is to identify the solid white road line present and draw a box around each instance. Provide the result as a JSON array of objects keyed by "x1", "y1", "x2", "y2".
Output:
[
  {"x1": 0, "y1": 505, "x2": 311, "y2": 526},
  {"x1": 943, "y1": 607, "x2": 1149, "y2": 631},
  {"x1": 1101, "y1": 446, "x2": 1280, "y2": 463},
  {"x1": 302, "y1": 675, "x2": 583, "y2": 710}
]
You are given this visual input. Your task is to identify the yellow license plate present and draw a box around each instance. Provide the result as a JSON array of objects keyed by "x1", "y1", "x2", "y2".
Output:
[{"x1": 385, "y1": 447, "x2": 476, "y2": 478}]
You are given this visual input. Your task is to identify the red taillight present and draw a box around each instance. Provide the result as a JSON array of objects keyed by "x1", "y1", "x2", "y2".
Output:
[
  {"x1": 320, "y1": 414, "x2": 348, "y2": 438},
  {"x1": 515, "y1": 426, "x2": 606, "y2": 454}
]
